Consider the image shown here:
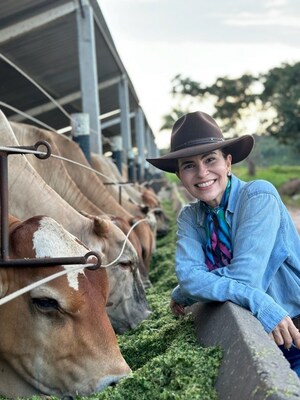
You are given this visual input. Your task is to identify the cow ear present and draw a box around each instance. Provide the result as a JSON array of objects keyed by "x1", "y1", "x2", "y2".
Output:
[
  {"x1": 129, "y1": 217, "x2": 140, "y2": 226},
  {"x1": 93, "y1": 216, "x2": 110, "y2": 236},
  {"x1": 140, "y1": 205, "x2": 149, "y2": 215},
  {"x1": 109, "y1": 216, "x2": 122, "y2": 230}
]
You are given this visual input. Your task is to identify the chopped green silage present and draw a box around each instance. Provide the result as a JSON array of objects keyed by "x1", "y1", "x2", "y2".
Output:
[{"x1": 93, "y1": 200, "x2": 223, "y2": 400}]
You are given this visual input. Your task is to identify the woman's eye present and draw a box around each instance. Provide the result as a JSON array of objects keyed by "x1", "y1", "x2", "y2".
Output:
[
  {"x1": 183, "y1": 163, "x2": 194, "y2": 170},
  {"x1": 32, "y1": 297, "x2": 60, "y2": 311}
]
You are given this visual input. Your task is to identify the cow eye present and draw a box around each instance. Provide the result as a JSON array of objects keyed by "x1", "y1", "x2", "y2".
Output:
[
  {"x1": 119, "y1": 261, "x2": 132, "y2": 270},
  {"x1": 32, "y1": 297, "x2": 60, "y2": 312}
]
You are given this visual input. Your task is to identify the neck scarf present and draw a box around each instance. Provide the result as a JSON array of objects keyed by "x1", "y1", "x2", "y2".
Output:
[{"x1": 203, "y1": 179, "x2": 232, "y2": 271}]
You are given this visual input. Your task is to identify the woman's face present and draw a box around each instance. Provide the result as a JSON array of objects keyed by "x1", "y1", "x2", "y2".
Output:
[{"x1": 177, "y1": 150, "x2": 232, "y2": 207}]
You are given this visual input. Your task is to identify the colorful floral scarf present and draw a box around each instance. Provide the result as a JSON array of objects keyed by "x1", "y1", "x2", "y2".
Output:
[{"x1": 203, "y1": 179, "x2": 232, "y2": 271}]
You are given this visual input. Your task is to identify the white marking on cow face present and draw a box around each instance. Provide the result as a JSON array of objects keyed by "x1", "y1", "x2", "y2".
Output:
[{"x1": 32, "y1": 217, "x2": 89, "y2": 290}]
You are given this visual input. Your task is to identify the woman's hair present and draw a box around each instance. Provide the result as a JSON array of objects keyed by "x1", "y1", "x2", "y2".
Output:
[{"x1": 222, "y1": 149, "x2": 230, "y2": 159}]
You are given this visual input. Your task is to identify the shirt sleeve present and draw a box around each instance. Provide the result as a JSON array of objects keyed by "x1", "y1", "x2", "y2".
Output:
[{"x1": 173, "y1": 192, "x2": 289, "y2": 333}]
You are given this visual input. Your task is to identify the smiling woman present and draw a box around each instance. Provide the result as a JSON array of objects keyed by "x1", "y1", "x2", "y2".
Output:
[{"x1": 147, "y1": 110, "x2": 300, "y2": 377}]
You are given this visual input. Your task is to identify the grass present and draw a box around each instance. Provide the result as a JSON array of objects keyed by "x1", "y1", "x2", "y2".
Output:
[
  {"x1": 233, "y1": 165, "x2": 300, "y2": 207},
  {"x1": 232, "y1": 165, "x2": 300, "y2": 189}
]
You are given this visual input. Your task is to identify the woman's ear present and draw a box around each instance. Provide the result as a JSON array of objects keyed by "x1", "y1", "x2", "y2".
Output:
[{"x1": 226, "y1": 154, "x2": 232, "y2": 166}]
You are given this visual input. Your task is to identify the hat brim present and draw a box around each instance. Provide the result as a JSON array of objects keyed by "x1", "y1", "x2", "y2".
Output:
[{"x1": 147, "y1": 135, "x2": 254, "y2": 173}]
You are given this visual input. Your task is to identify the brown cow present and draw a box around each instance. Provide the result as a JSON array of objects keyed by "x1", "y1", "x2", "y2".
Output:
[
  {"x1": 91, "y1": 152, "x2": 169, "y2": 238},
  {"x1": 9, "y1": 121, "x2": 151, "y2": 289},
  {"x1": 1, "y1": 112, "x2": 151, "y2": 333},
  {"x1": 10, "y1": 121, "x2": 155, "y2": 284},
  {"x1": 0, "y1": 215, "x2": 131, "y2": 398}
]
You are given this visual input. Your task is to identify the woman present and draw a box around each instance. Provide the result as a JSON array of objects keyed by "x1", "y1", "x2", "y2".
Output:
[{"x1": 147, "y1": 111, "x2": 300, "y2": 376}]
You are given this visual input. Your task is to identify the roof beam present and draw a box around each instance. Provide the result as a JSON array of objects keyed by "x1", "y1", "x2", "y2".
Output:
[
  {"x1": 8, "y1": 75, "x2": 122, "y2": 122},
  {"x1": 0, "y1": 2, "x2": 77, "y2": 44}
]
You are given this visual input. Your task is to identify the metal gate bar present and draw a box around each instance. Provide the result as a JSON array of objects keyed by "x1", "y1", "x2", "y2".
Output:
[{"x1": 0, "y1": 141, "x2": 100, "y2": 270}]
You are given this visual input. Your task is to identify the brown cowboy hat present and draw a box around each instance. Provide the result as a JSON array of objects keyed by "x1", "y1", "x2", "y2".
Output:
[{"x1": 147, "y1": 111, "x2": 255, "y2": 173}]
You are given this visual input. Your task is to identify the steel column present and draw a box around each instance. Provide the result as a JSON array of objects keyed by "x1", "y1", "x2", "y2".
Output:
[
  {"x1": 134, "y1": 107, "x2": 145, "y2": 182},
  {"x1": 76, "y1": 1, "x2": 102, "y2": 154},
  {"x1": 118, "y1": 75, "x2": 134, "y2": 181}
]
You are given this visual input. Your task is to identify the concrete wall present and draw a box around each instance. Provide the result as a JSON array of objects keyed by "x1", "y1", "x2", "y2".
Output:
[{"x1": 191, "y1": 302, "x2": 300, "y2": 400}]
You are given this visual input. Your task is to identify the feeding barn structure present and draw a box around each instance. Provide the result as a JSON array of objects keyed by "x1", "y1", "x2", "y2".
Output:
[{"x1": 0, "y1": 0, "x2": 160, "y2": 182}]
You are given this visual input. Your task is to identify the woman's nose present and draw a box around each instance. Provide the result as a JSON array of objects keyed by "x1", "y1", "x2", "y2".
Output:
[{"x1": 196, "y1": 162, "x2": 209, "y2": 177}]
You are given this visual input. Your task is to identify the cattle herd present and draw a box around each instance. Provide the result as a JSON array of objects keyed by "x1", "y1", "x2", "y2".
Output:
[{"x1": 0, "y1": 110, "x2": 169, "y2": 398}]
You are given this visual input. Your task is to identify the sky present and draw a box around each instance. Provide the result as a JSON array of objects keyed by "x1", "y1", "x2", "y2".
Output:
[{"x1": 98, "y1": 0, "x2": 300, "y2": 148}]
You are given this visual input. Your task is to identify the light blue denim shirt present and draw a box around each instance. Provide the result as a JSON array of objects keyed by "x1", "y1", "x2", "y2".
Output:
[{"x1": 172, "y1": 174, "x2": 300, "y2": 333}]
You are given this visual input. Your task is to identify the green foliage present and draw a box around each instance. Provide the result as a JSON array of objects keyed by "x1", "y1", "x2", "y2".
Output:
[
  {"x1": 95, "y1": 323, "x2": 221, "y2": 400},
  {"x1": 233, "y1": 165, "x2": 300, "y2": 189},
  {"x1": 249, "y1": 135, "x2": 299, "y2": 167},
  {"x1": 160, "y1": 107, "x2": 186, "y2": 131},
  {"x1": 170, "y1": 73, "x2": 259, "y2": 134},
  {"x1": 164, "y1": 172, "x2": 180, "y2": 184},
  {"x1": 166, "y1": 62, "x2": 300, "y2": 154},
  {"x1": 260, "y1": 62, "x2": 300, "y2": 151},
  {"x1": 233, "y1": 165, "x2": 300, "y2": 207}
]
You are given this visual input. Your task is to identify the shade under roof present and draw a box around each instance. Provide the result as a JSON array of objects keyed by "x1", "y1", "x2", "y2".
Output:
[{"x1": 0, "y1": 0, "x2": 155, "y2": 152}]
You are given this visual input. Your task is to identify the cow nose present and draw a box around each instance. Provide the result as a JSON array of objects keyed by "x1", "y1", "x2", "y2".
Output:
[
  {"x1": 157, "y1": 228, "x2": 169, "y2": 237},
  {"x1": 96, "y1": 374, "x2": 130, "y2": 391}
]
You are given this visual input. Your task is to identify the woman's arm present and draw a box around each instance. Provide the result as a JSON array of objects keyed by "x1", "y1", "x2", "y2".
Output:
[{"x1": 173, "y1": 195, "x2": 288, "y2": 333}]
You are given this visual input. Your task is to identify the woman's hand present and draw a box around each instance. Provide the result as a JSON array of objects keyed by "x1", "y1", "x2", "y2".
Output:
[
  {"x1": 269, "y1": 316, "x2": 300, "y2": 349},
  {"x1": 170, "y1": 299, "x2": 186, "y2": 317}
]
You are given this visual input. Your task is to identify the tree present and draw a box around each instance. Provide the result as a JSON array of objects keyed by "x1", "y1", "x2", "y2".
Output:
[
  {"x1": 161, "y1": 62, "x2": 300, "y2": 154},
  {"x1": 260, "y1": 62, "x2": 300, "y2": 152},
  {"x1": 167, "y1": 73, "x2": 259, "y2": 135}
]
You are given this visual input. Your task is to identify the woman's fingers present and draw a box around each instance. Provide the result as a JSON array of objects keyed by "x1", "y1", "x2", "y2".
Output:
[
  {"x1": 170, "y1": 300, "x2": 185, "y2": 317},
  {"x1": 270, "y1": 316, "x2": 300, "y2": 349}
]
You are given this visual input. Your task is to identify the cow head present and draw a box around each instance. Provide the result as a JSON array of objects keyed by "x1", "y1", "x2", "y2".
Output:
[
  {"x1": 0, "y1": 215, "x2": 131, "y2": 398},
  {"x1": 109, "y1": 214, "x2": 152, "y2": 289},
  {"x1": 81, "y1": 212, "x2": 151, "y2": 334}
]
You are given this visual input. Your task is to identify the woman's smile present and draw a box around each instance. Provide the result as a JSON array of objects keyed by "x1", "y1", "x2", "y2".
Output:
[{"x1": 194, "y1": 179, "x2": 216, "y2": 189}]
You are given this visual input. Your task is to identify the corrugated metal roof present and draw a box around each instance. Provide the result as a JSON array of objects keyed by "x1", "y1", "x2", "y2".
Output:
[{"x1": 0, "y1": 0, "x2": 154, "y2": 151}]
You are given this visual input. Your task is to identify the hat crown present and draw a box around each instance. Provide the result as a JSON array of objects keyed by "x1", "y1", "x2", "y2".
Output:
[{"x1": 171, "y1": 111, "x2": 224, "y2": 152}]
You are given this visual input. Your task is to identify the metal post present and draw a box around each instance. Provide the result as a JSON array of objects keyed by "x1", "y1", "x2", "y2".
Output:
[
  {"x1": 76, "y1": 1, "x2": 102, "y2": 154},
  {"x1": 71, "y1": 113, "x2": 91, "y2": 163},
  {"x1": 144, "y1": 126, "x2": 152, "y2": 180},
  {"x1": 118, "y1": 75, "x2": 134, "y2": 181},
  {"x1": 110, "y1": 135, "x2": 123, "y2": 174},
  {"x1": 134, "y1": 107, "x2": 145, "y2": 182},
  {"x1": 0, "y1": 154, "x2": 9, "y2": 260}
]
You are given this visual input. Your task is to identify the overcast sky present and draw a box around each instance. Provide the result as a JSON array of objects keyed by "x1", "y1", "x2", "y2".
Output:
[{"x1": 98, "y1": 0, "x2": 300, "y2": 148}]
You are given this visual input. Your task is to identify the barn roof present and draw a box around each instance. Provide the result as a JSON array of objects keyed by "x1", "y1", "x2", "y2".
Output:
[{"x1": 0, "y1": 0, "x2": 156, "y2": 153}]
